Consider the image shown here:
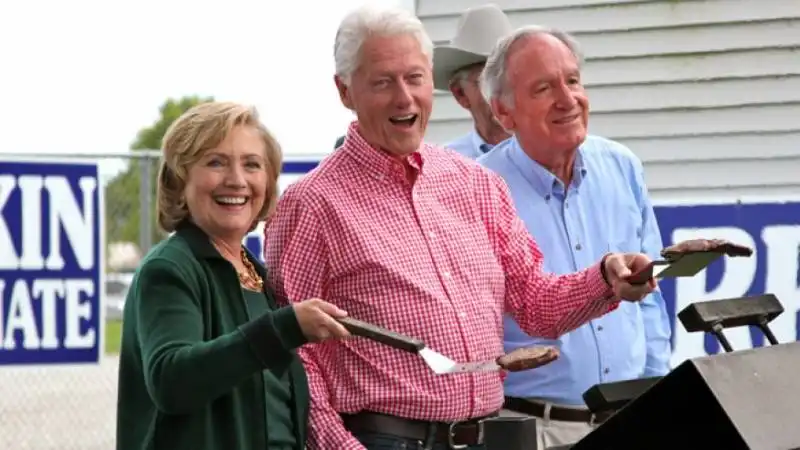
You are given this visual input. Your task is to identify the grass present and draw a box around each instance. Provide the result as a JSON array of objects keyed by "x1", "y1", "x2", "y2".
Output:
[{"x1": 105, "y1": 320, "x2": 123, "y2": 354}]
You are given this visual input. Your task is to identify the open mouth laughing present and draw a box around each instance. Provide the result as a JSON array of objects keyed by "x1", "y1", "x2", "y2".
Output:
[
  {"x1": 389, "y1": 114, "x2": 418, "y2": 129},
  {"x1": 214, "y1": 196, "x2": 248, "y2": 208}
]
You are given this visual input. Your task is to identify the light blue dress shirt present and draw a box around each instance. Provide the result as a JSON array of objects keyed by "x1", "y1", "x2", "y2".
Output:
[
  {"x1": 445, "y1": 129, "x2": 497, "y2": 159},
  {"x1": 477, "y1": 135, "x2": 672, "y2": 406}
]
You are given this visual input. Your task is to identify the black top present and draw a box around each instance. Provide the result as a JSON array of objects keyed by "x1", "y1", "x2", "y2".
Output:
[{"x1": 242, "y1": 288, "x2": 297, "y2": 449}]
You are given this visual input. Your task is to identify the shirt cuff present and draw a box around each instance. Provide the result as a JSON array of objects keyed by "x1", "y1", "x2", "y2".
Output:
[
  {"x1": 587, "y1": 262, "x2": 619, "y2": 312},
  {"x1": 271, "y1": 305, "x2": 308, "y2": 351},
  {"x1": 239, "y1": 306, "x2": 308, "y2": 368}
]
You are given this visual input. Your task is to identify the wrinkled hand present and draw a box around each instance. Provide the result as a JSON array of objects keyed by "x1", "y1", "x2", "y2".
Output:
[
  {"x1": 603, "y1": 253, "x2": 656, "y2": 301},
  {"x1": 293, "y1": 299, "x2": 351, "y2": 343}
]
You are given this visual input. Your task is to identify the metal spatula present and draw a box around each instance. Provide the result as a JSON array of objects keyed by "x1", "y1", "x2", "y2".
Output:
[
  {"x1": 627, "y1": 239, "x2": 754, "y2": 285},
  {"x1": 338, "y1": 317, "x2": 557, "y2": 375},
  {"x1": 337, "y1": 317, "x2": 480, "y2": 374}
]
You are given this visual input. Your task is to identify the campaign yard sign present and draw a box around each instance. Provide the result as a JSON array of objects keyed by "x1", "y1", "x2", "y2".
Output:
[
  {"x1": 653, "y1": 200, "x2": 800, "y2": 367},
  {"x1": 0, "y1": 159, "x2": 103, "y2": 365}
]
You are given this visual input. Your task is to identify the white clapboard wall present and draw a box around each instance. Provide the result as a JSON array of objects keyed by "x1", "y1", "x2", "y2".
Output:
[{"x1": 417, "y1": 0, "x2": 800, "y2": 203}]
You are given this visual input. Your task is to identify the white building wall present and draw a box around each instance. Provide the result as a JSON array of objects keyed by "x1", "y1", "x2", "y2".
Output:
[{"x1": 417, "y1": 0, "x2": 800, "y2": 203}]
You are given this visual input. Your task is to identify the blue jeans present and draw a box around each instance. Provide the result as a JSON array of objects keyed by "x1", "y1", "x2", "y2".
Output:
[{"x1": 353, "y1": 431, "x2": 486, "y2": 450}]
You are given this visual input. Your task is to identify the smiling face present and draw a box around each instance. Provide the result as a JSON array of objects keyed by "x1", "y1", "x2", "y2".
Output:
[
  {"x1": 335, "y1": 33, "x2": 433, "y2": 158},
  {"x1": 492, "y1": 33, "x2": 589, "y2": 156},
  {"x1": 183, "y1": 125, "x2": 268, "y2": 242}
]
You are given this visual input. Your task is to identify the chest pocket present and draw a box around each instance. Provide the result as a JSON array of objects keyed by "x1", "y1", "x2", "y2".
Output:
[{"x1": 607, "y1": 201, "x2": 643, "y2": 254}]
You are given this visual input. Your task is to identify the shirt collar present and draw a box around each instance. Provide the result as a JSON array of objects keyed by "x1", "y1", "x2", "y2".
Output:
[
  {"x1": 341, "y1": 120, "x2": 426, "y2": 182},
  {"x1": 508, "y1": 136, "x2": 588, "y2": 198},
  {"x1": 471, "y1": 129, "x2": 493, "y2": 155}
]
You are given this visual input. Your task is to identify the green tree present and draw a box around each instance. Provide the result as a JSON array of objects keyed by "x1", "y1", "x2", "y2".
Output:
[{"x1": 105, "y1": 95, "x2": 214, "y2": 249}]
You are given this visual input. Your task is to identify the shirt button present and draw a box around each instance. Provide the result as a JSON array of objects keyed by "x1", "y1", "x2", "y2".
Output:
[
  {"x1": 443, "y1": 271, "x2": 451, "y2": 278},
  {"x1": 575, "y1": 243, "x2": 582, "y2": 251},
  {"x1": 597, "y1": 325, "x2": 603, "y2": 331},
  {"x1": 429, "y1": 231, "x2": 437, "y2": 239},
  {"x1": 604, "y1": 368, "x2": 610, "y2": 374},
  {"x1": 458, "y1": 311, "x2": 466, "y2": 318}
]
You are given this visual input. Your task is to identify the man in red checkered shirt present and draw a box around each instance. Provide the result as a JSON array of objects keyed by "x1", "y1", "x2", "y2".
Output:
[{"x1": 263, "y1": 5, "x2": 657, "y2": 450}]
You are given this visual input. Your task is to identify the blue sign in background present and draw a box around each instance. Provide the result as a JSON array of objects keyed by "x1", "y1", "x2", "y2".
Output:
[
  {"x1": 0, "y1": 161, "x2": 101, "y2": 365},
  {"x1": 653, "y1": 202, "x2": 800, "y2": 355}
]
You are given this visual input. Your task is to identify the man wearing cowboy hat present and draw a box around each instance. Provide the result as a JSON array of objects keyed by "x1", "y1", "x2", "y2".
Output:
[{"x1": 433, "y1": 4, "x2": 512, "y2": 159}]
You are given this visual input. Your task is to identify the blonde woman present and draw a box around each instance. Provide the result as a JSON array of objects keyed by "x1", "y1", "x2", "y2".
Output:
[{"x1": 116, "y1": 101, "x2": 350, "y2": 450}]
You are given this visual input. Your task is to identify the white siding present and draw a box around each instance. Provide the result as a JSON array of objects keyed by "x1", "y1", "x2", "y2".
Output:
[{"x1": 417, "y1": 0, "x2": 800, "y2": 202}]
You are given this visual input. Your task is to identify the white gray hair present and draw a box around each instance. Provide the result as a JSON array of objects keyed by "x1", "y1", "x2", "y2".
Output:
[
  {"x1": 480, "y1": 25, "x2": 584, "y2": 107},
  {"x1": 334, "y1": 5, "x2": 434, "y2": 85}
]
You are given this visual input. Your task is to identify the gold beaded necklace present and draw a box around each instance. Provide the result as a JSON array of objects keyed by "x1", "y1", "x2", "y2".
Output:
[
  {"x1": 212, "y1": 238, "x2": 263, "y2": 291},
  {"x1": 238, "y1": 248, "x2": 263, "y2": 291}
]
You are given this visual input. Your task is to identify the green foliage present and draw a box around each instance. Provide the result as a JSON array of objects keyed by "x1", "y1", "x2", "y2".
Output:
[
  {"x1": 105, "y1": 320, "x2": 122, "y2": 354},
  {"x1": 105, "y1": 96, "x2": 214, "y2": 248}
]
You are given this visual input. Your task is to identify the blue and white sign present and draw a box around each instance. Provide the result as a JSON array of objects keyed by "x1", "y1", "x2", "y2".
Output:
[
  {"x1": 654, "y1": 201, "x2": 800, "y2": 367},
  {"x1": 0, "y1": 159, "x2": 104, "y2": 365}
]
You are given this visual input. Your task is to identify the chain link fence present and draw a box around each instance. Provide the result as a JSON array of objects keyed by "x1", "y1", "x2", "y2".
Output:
[{"x1": 1, "y1": 151, "x2": 162, "y2": 450}]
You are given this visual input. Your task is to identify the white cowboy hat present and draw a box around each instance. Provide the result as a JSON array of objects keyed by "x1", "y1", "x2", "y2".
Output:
[{"x1": 432, "y1": 4, "x2": 513, "y2": 91}]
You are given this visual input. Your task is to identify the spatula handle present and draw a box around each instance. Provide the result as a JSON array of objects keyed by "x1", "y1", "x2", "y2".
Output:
[{"x1": 338, "y1": 317, "x2": 425, "y2": 353}]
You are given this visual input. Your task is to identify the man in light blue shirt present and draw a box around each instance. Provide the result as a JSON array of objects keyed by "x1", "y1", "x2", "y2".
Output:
[
  {"x1": 432, "y1": 5, "x2": 512, "y2": 159},
  {"x1": 477, "y1": 25, "x2": 672, "y2": 448}
]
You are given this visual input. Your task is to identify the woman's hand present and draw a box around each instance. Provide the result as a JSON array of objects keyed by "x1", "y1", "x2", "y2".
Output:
[{"x1": 293, "y1": 299, "x2": 351, "y2": 343}]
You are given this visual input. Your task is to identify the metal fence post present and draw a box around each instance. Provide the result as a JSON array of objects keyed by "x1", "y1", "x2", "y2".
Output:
[{"x1": 139, "y1": 157, "x2": 152, "y2": 254}]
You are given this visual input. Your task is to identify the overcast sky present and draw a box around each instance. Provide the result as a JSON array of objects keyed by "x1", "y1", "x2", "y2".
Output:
[{"x1": 0, "y1": 0, "x2": 415, "y2": 178}]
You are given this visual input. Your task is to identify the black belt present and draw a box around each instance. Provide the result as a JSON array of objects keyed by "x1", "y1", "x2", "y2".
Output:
[
  {"x1": 504, "y1": 396, "x2": 613, "y2": 424},
  {"x1": 342, "y1": 410, "x2": 497, "y2": 448}
]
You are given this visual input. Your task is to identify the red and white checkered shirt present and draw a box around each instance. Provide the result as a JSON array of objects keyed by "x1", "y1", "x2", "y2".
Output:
[{"x1": 263, "y1": 121, "x2": 618, "y2": 450}]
